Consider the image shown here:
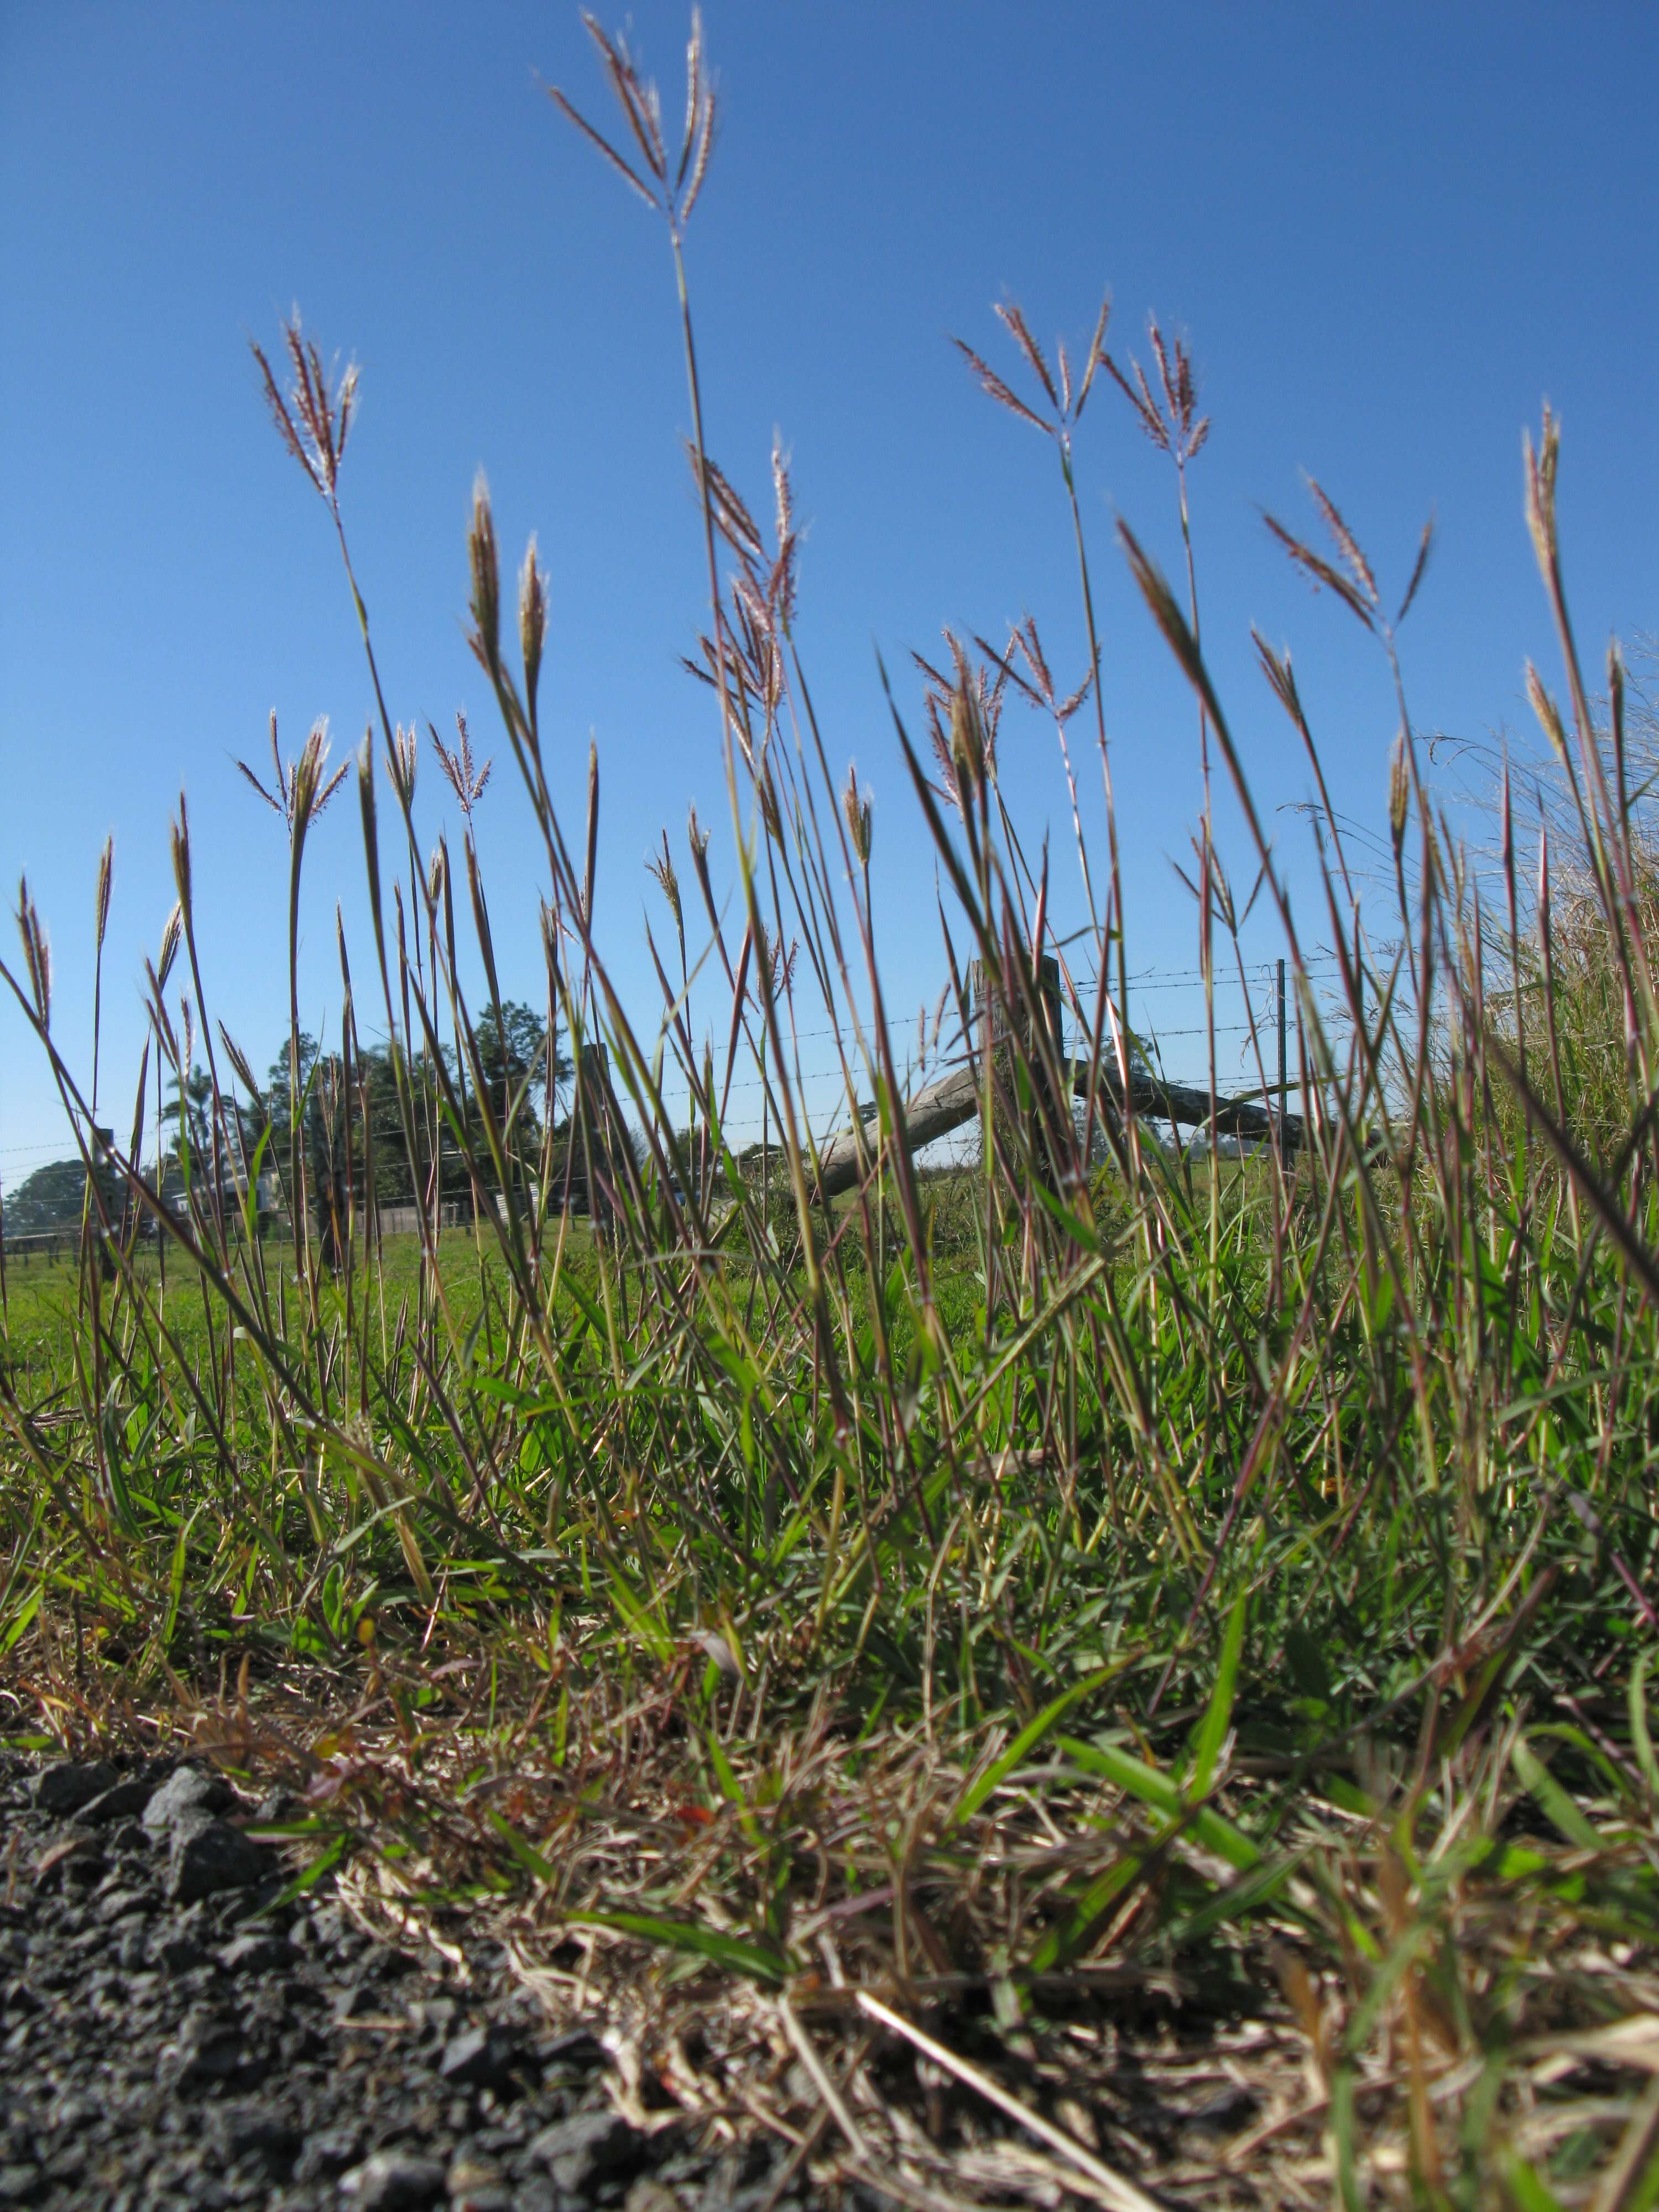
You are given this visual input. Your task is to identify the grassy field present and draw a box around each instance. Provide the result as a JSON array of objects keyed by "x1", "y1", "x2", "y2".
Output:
[{"x1": 6, "y1": 19, "x2": 1659, "y2": 2208}]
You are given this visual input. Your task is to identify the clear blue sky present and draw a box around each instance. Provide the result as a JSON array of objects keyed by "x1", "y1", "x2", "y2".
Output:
[{"x1": 2, "y1": 1, "x2": 1655, "y2": 1178}]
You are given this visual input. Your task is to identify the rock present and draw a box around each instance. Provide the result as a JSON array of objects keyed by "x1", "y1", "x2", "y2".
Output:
[
  {"x1": 527, "y1": 2110, "x2": 643, "y2": 2192},
  {"x1": 540, "y1": 2025, "x2": 609, "y2": 2072},
  {"x1": 79, "y1": 1776, "x2": 159, "y2": 1826},
  {"x1": 623, "y1": 2183, "x2": 680, "y2": 2212},
  {"x1": 340, "y1": 2149, "x2": 447, "y2": 2208},
  {"x1": 210, "y1": 2102, "x2": 300, "y2": 2164},
  {"x1": 438, "y1": 2024, "x2": 524, "y2": 2093},
  {"x1": 446, "y1": 2154, "x2": 509, "y2": 2211},
  {"x1": 164, "y1": 2007, "x2": 258, "y2": 2092},
  {"x1": 0, "y1": 2168, "x2": 40, "y2": 2206},
  {"x1": 29, "y1": 1760, "x2": 117, "y2": 1815},
  {"x1": 149, "y1": 1921, "x2": 208, "y2": 1972},
  {"x1": 142, "y1": 1767, "x2": 233, "y2": 1838},
  {"x1": 32, "y1": 1837, "x2": 105, "y2": 1891},
  {"x1": 95, "y1": 1886, "x2": 155, "y2": 1924},
  {"x1": 249, "y1": 1788, "x2": 298, "y2": 1825},
  {"x1": 166, "y1": 1817, "x2": 271, "y2": 1904},
  {"x1": 216, "y1": 1932, "x2": 290, "y2": 1975},
  {"x1": 295, "y1": 2124, "x2": 364, "y2": 2182}
]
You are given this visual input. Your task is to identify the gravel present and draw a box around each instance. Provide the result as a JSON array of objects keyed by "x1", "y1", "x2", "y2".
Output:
[{"x1": 0, "y1": 1751, "x2": 824, "y2": 2210}]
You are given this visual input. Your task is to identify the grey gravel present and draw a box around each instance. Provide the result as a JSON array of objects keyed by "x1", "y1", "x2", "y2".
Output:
[
  {"x1": 78, "y1": 1775, "x2": 159, "y2": 1824},
  {"x1": 141, "y1": 1763, "x2": 233, "y2": 1836},
  {"x1": 0, "y1": 1749, "x2": 817, "y2": 2210},
  {"x1": 166, "y1": 1811, "x2": 273, "y2": 1902},
  {"x1": 341, "y1": 2148, "x2": 448, "y2": 2207},
  {"x1": 528, "y1": 2109, "x2": 644, "y2": 2192},
  {"x1": 29, "y1": 1759, "x2": 118, "y2": 1814},
  {"x1": 439, "y1": 2023, "x2": 526, "y2": 2094}
]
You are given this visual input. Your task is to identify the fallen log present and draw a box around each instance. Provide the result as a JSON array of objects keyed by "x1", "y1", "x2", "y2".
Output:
[{"x1": 787, "y1": 1056, "x2": 1303, "y2": 1201}]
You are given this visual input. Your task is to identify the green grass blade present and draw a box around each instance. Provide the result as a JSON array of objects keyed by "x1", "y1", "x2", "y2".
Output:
[
  {"x1": 1511, "y1": 1735, "x2": 1604, "y2": 1851},
  {"x1": 950, "y1": 1660, "x2": 1132, "y2": 1832},
  {"x1": 564, "y1": 1910, "x2": 786, "y2": 1985},
  {"x1": 1500, "y1": 2155, "x2": 1571, "y2": 2212},
  {"x1": 1632, "y1": 1651, "x2": 1659, "y2": 1798},
  {"x1": 1057, "y1": 1736, "x2": 1260, "y2": 1870},
  {"x1": 1186, "y1": 1590, "x2": 1246, "y2": 1802}
]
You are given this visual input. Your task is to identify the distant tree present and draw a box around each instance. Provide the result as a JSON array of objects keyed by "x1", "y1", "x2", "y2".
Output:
[
  {"x1": 308, "y1": 1051, "x2": 352, "y2": 1274},
  {"x1": 3, "y1": 1154, "x2": 119, "y2": 1237},
  {"x1": 164, "y1": 1063, "x2": 213, "y2": 1160},
  {"x1": 255, "y1": 1032, "x2": 317, "y2": 1197},
  {"x1": 265, "y1": 1032, "x2": 320, "y2": 1140},
  {"x1": 243, "y1": 1008, "x2": 571, "y2": 1240},
  {"x1": 357, "y1": 1045, "x2": 419, "y2": 1206},
  {"x1": 469, "y1": 1001, "x2": 567, "y2": 1141}
]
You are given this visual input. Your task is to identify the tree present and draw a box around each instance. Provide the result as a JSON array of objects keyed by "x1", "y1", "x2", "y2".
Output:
[
  {"x1": 469, "y1": 1000, "x2": 566, "y2": 1143},
  {"x1": 164, "y1": 1063, "x2": 214, "y2": 1166},
  {"x1": 3, "y1": 1153, "x2": 120, "y2": 1239}
]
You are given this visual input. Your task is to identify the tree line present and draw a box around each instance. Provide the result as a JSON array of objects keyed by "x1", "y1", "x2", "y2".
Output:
[{"x1": 3, "y1": 1000, "x2": 567, "y2": 1244}]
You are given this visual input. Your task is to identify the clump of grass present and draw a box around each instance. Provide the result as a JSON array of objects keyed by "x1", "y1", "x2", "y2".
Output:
[{"x1": 5, "y1": 16, "x2": 1659, "y2": 2204}]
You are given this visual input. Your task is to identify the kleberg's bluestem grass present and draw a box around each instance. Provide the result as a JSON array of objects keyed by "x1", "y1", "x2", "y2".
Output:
[{"x1": 4, "y1": 17, "x2": 1659, "y2": 2204}]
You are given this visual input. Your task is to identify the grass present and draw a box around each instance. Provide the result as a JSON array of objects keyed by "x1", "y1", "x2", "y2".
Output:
[{"x1": 5, "y1": 17, "x2": 1659, "y2": 2206}]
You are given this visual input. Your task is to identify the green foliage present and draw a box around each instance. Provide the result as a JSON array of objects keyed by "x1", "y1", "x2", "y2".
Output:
[{"x1": 2, "y1": 1155, "x2": 110, "y2": 1235}]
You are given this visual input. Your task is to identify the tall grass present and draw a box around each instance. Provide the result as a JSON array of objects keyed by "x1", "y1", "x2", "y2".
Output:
[{"x1": 4, "y1": 18, "x2": 1659, "y2": 2203}]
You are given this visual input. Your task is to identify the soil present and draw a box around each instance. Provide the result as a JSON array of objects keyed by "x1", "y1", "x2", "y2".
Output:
[{"x1": 0, "y1": 1753, "x2": 841, "y2": 2212}]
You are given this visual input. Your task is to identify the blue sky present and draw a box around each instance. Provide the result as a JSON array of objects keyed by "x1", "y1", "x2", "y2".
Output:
[{"x1": 2, "y1": 1, "x2": 1655, "y2": 1178}]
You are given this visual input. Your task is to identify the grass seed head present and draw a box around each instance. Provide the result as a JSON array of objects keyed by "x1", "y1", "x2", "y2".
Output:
[
  {"x1": 217, "y1": 1026, "x2": 262, "y2": 1104},
  {"x1": 251, "y1": 311, "x2": 357, "y2": 504},
  {"x1": 842, "y1": 764, "x2": 874, "y2": 867},
  {"x1": 170, "y1": 795, "x2": 192, "y2": 918},
  {"x1": 519, "y1": 534, "x2": 547, "y2": 711},
  {"x1": 93, "y1": 838, "x2": 113, "y2": 954},
  {"x1": 389, "y1": 722, "x2": 419, "y2": 807},
  {"x1": 950, "y1": 679, "x2": 987, "y2": 803},
  {"x1": 468, "y1": 473, "x2": 502, "y2": 681},
  {"x1": 550, "y1": 10, "x2": 716, "y2": 237},
  {"x1": 1526, "y1": 661, "x2": 1569, "y2": 760},
  {"x1": 15, "y1": 877, "x2": 50, "y2": 1029},
  {"x1": 155, "y1": 902, "x2": 181, "y2": 992},
  {"x1": 1525, "y1": 403, "x2": 1561, "y2": 578},
  {"x1": 646, "y1": 831, "x2": 682, "y2": 931},
  {"x1": 1305, "y1": 477, "x2": 1379, "y2": 609},
  {"x1": 1389, "y1": 734, "x2": 1411, "y2": 845},
  {"x1": 432, "y1": 713, "x2": 493, "y2": 822}
]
